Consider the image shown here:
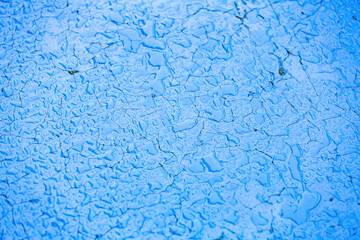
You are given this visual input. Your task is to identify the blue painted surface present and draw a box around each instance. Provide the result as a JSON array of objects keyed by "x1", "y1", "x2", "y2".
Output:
[{"x1": 0, "y1": 0, "x2": 360, "y2": 239}]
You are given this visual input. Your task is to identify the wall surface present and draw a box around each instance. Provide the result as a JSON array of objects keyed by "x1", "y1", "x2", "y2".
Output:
[{"x1": 0, "y1": 0, "x2": 360, "y2": 239}]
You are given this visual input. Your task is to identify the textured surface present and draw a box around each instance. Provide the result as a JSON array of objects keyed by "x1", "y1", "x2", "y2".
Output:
[{"x1": 1, "y1": 0, "x2": 360, "y2": 239}]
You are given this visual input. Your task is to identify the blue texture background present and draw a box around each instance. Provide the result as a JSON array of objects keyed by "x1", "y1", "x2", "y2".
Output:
[{"x1": 1, "y1": 0, "x2": 360, "y2": 239}]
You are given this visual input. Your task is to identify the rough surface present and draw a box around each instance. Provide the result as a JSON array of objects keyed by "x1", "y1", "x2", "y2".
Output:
[{"x1": 1, "y1": 0, "x2": 360, "y2": 239}]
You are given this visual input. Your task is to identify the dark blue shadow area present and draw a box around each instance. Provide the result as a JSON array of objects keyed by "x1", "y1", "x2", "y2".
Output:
[{"x1": 0, "y1": 0, "x2": 360, "y2": 239}]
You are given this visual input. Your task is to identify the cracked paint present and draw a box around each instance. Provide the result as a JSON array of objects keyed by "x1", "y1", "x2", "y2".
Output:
[{"x1": 0, "y1": 0, "x2": 360, "y2": 239}]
